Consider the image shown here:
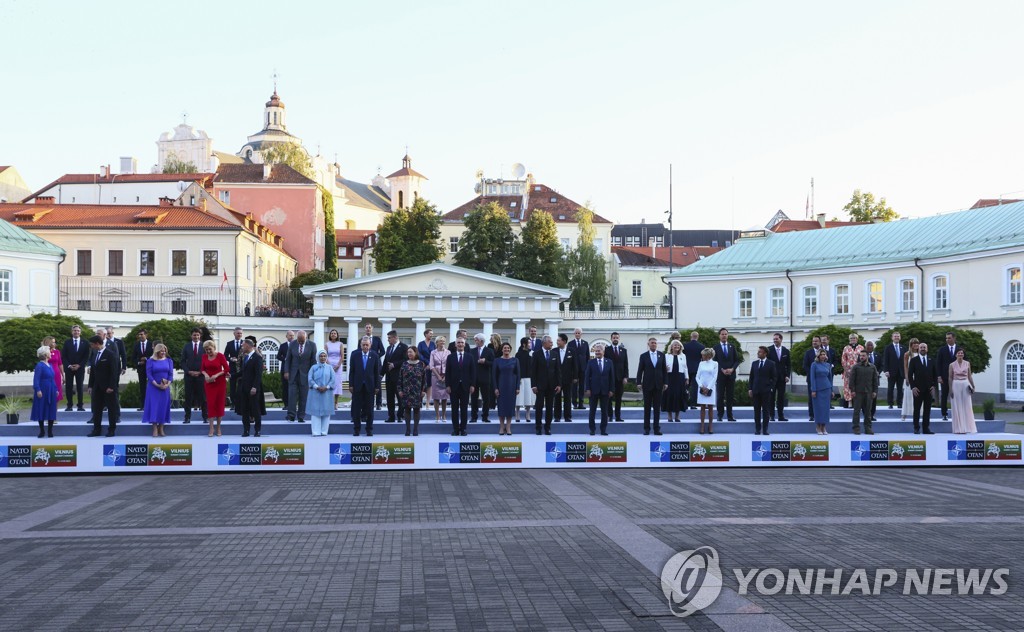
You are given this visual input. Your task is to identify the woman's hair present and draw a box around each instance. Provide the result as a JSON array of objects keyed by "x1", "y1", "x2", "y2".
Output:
[
  {"x1": 435, "y1": 335, "x2": 447, "y2": 347},
  {"x1": 153, "y1": 343, "x2": 167, "y2": 355},
  {"x1": 908, "y1": 337, "x2": 920, "y2": 346},
  {"x1": 203, "y1": 340, "x2": 216, "y2": 351},
  {"x1": 37, "y1": 346, "x2": 50, "y2": 359},
  {"x1": 501, "y1": 342, "x2": 513, "y2": 352},
  {"x1": 520, "y1": 336, "x2": 531, "y2": 349},
  {"x1": 817, "y1": 349, "x2": 828, "y2": 357},
  {"x1": 669, "y1": 340, "x2": 682, "y2": 353},
  {"x1": 328, "y1": 329, "x2": 340, "y2": 341},
  {"x1": 701, "y1": 348, "x2": 715, "y2": 360},
  {"x1": 491, "y1": 333, "x2": 503, "y2": 349},
  {"x1": 42, "y1": 336, "x2": 55, "y2": 347}
]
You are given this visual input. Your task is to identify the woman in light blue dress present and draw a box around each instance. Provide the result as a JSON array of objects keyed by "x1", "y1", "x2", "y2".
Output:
[
  {"x1": 307, "y1": 351, "x2": 336, "y2": 436},
  {"x1": 31, "y1": 346, "x2": 58, "y2": 438},
  {"x1": 809, "y1": 349, "x2": 833, "y2": 435}
]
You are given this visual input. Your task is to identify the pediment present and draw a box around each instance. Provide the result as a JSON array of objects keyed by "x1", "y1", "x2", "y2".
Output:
[{"x1": 303, "y1": 263, "x2": 569, "y2": 298}]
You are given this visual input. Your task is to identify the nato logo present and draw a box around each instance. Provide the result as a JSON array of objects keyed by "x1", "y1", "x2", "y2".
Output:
[
  {"x1": 650, "y1": 442, "x2": 672, "y2": 462},
  {"x1": 850, "y1": 441, "x2": 872, "y2": 461},
  {"x1": 751, "y1": 441, "x2": 773, "y2": 462},
  {"x1": 218, "y1": 444, "x2": 240, "y2": 466},
  {"x1": 330, "y1": 443, "x2": 351, "y2": 465},
  {"x1": 947, "y1": 440, "x2": 967, "y2": 461},
  {"x1": 0, "y1": 445, "x2": 7, "y2": 466},
  {"x1": 546, "y1": 442, "x2": 567, "y2": 463},
  {"x1": 103, "y1": 445, "x2": 126, "y2": 467},
  {"x1": 438, "y1": 443, "x2": 460, "y2": 464}
]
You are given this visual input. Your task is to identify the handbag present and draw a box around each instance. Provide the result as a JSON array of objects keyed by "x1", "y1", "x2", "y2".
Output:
[{"x1": 699, "y1": 386, "x2": 712, "y2": 396}]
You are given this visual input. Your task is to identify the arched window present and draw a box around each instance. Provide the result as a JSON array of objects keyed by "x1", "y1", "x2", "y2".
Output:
[
  {"x1": 398, "y1": 190, "x2": 404, "y2": 209},
  {"x1": 258, "y1": 338, "x2": 281, "y2": 373},
  {"x1": 1006, "y1": 342, "x2": 1024, "y2": 401}
]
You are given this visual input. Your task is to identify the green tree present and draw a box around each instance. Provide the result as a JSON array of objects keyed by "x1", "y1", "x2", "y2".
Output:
[
  {"x1": 507, "y1": 210, "x2": 566, "y2": 286},
  {"x1": 0, "y1": 314, "x2": 94, "y2": 374},
  {"x1": 452, "y1": 201, "x2": 514, "y2": 276},
  {"x1": 125, "y1": 318, "x2": 207, "y2": 371},
  {"x1": 843, "y1": 189, "x2": 898, "y2": 222},
  {"x1": 259, "y1": 142, "x2": 314, "y2": 179},
  {"x1": 320, "y1": 184, "x2": 337, "y2": 277},
  {"x1": 565, "y1": 205, "x2": 609, "y2": 307},
  {"x1": 373, "y1": 197, "x2": 445, "y2": 273},
  {"x1": 162, "y1": 156, "x2": 198, "y2": 174},
  {"x1": 676, "y1": 326, "x2": 748, "y2": 364},
  {"x1": 876, "y1": 323, "x2": 991, "y2": 375},
  {"x1": 290, "y1": 269, "x2": 336, "y2": 288},
  {"x1": 791, "y1": 325, "x2": 867, "y2": 376}
]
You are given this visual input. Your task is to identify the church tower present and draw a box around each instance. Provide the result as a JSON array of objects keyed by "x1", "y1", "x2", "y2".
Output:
[
  {"x1": 385, "y1": 153, "x2": 427, "y2": 211},
  {"x1": 264, "y1": 91, "x2": 287, "y2": 132},
  {"x1": 237, "y1": 88, "x2": 302, "y2": 163}
]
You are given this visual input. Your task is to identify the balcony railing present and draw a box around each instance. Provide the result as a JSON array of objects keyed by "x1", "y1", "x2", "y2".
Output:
[{"x1": 561, "y1": 304, "x2": 672, "y2": 320}]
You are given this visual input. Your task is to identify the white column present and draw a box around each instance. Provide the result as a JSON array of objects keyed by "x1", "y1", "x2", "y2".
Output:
[
  {"x1": 345, "y1": 316, "x2": 361, "y2": 353},
  {"x1": 311, "y1": 316, "x2": 328, "y2": 348},
  {"x1": 513, "y1": 318, "x2": 530, "y2": 346},
  {"x1": 447, "y1": 317, "x2": 463, "y2": 344},
  {"x1": 380, "y1": 318, "x2": 396, "y2": 337},
  {"x1": 480, "y1": 318, "x2": 497, "y2": 339},
  {"x1": 413, "y1": 317, "x2": 431, "y2": 344},
  {"x1": 545, "y1": 318, "x2": 563, "y2": 341}
]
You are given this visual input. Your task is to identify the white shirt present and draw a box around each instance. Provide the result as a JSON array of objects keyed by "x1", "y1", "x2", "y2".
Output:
[{"x1": 649, "y1": 350, "x2": 658, "y2": 364}]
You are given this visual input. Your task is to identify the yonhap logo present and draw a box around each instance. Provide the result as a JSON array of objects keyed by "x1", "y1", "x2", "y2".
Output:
[{"x1": 660, "y1": 546, "x2": 723, "y2": 617}]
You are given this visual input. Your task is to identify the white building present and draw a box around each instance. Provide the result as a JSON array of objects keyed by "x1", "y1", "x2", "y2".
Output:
[
  {"x1": 23, "y1": 172, "x2": 215, "y2": 206},
  {"x1": 0, "y1": 218, "x2": 63, "y2": 317},
  {"x1": 0, "y1": 166, "x2": 32, "y2": 203},
  {"x1": 156, "y1": 123, "x2": 219, "y2": 173}
]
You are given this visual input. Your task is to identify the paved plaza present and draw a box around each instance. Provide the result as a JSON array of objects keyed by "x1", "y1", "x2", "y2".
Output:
[{"x1": 0, "y1": 466, "x2": 1021, "y2": 631}]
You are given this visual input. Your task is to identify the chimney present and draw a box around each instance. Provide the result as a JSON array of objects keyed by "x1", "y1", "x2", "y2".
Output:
[
  {"x1": 263, "y1": 163, "x2": 273, "y2": 181},
  {"x1": 99, "y1": 165, "x2": 108, "y2": 178},
  {"x1": 120, "y1": 156, "x2": 137, "y2": 174},
  {"x1": 158, "y1": 197, "x2": 174, "y2": 207},
  {"x1": 35, "y1": 195, "x2": 56, "y2": 205},
  {"x1": 816, "y1": 213, "x2": 826, "y2": 228}
]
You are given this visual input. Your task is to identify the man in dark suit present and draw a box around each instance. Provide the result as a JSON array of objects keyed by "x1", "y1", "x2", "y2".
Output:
[
  {"x1": 223, "y1": 327, "x2": 244, "y2": 411},
  {"x1": 682, "y1": 332, "x2": 704, "y2": 410},
  {"x1": 381, "y1": 330, "x2": 409, "y2": 423},
  {"x1": 445, "y1": 337, "x2": 476, "y2": 436},
  {"x1": 552, "y1": 333, "x2": 576, "y2": 422},
  {"x1": 469, "y1": 334, "x2": 495, "y2": 423},
  {"x1": 883, "y1": 331, "x2": 905, "y2": 409},
  {"x1": 62, "y1": 325, "x2": 90, "y2": 412},
  {"x1": 363, "y1": 323, "x2": 385, "y2": 410},
  {"x1": 180, "y1": 328, "x2": 207, "y2": 424},
  {"x1": 236, "y1": 338, "x2": 264, "y2": 437},
  {"x1": 528, "y1": 326, "x2": 542, "y2": 352},
  {"x1": 606, "y1": 332, "x2": 629, "y2": 421},
  {"x1": 277, "y1": 330, "x2": 294, "y2": 411},
  {"x1": 768, "y1": 333, "x2": 790, "y2": 421},
  {"x1": 105, "y1": 327, "x2": 127, "y2": 376},
  {"x1": 636, "y1": 337, "x2": 667, "y2": 436},
  {"x1": 531, "y1": 336, "x2": 558, "y2": 435},
  {"x1": 747, "y1": 346, "x2": 777, "y2": 436},
  {"x1": 908, "y1": 343, "x2": 938, "y2": 435},
  {"x1": 348, "y1": 336, "x2": 380, "y2": 436},
  {"x1": 802, "y1": 336, "x2": 821, "y2": 421},
  {"x1": 820, "y1": 335, "x2": 837, "y2": 409},
  {"x1": 131, "y1": 329, "x2": 153, "y2": 409},
  {"x1": 86, "y1": 335, "x2": 120, "y2": 437},
  {"x1": 715, "y1": 328, "x2": 739, "y2": 421},
  {"x1": 284, "y1": 330, "x2": 317, "y2": 422},
  {"x1": 864, "y1": 341, "x2": 883, "y2": 421},
  {"x1": 446, "y1": 329, "x2": 465, "y2": 354},
  {"x1": 936, "y1": 331, "x2": 959, "y2": 421},
  {"x1": 583, "y1": 343, "x2": 615, "y2": 436},
  {"x1": 568, "y1": 328, "x2": 589, "y2": 409}
]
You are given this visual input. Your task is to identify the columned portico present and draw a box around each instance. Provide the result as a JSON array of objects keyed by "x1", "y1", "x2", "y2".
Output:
[
  {"x1": 311, "y1": 315, "x2": 328, "y2": 346},
  {"x1": 345, "y1": 316, "x2": 361, "y2": 350},
  {"x1": 545, "y1": 318, "x2": 563, "y2": 340},
  {"x1": 447, "y1": 317, "x2": 463, "y2": 343},
  {"x1": 513, "y1": 318, "x2": 531, "y2": 346},
  {"x1": 380, "y1": 317, "x2": 396, "y2": 336},
  {"x1": 480, "y1": 318, "x2": 498, "y2": 339},
  {"x1": 412, "y1": 317, "x2": 431, "y2": 344}
]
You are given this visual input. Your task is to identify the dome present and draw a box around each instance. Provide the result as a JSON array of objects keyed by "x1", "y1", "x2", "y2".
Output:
[{"x1": 265, "y1": 91, "x2": 285, "y2": 108}]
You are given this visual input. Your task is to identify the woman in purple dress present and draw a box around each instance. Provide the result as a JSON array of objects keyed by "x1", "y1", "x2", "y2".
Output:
[
  {"x1": 143, "y1": 343, "x2": 173, "y2": 437},
  {"x1": 31, "y1": 346, "x2": 58, "y2": 438}
]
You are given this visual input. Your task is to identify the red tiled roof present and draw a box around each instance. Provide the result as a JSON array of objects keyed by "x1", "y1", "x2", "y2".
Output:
[
  {"x1": 335, "y1": 229, "x2": 375, "y2": 245},
  {"x1": 215, "y1": 164, "x2": 317, "y2": 185},
  {"x1": 0, "y1": 203, "x2": 237, "y2": 230},
  {"x1": 771, "y1": 219, "x2": 869, "y2": 233},
  {"x1": 385, "y1": 166, "x2": 428, "y2": 179},
  {"x1": 23, "y1": 172, "x2": 215, "y2": 202},
  {"x1": 443, "y1": 183, "x2": 612, "y2": 224},
  {"x1": 614, "y1": 246, "x2": 723, "y2": 268},
  {"x1": 971, "y1": 198, "x2": 1022, "y2": 209}
]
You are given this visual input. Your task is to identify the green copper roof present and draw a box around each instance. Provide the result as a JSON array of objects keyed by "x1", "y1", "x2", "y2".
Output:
[
  {"x1": 669, "y1": 201, "x2": 1024, "y2": 277},
  {"x1": 0, "y1": 218, "x2": 65, "y2": 258}
]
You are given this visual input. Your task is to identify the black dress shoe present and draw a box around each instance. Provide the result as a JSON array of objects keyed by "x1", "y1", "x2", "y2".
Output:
[
  {"x1": 460, "y1": 430, "x2": 468, "y2": 436},
  {"x1": 450, "y1": 432, "x2": 459, "y2": 437},
  {"x1": 913, "y1": 429, "x2": 921, "y2": 434},
  {"x1": 535, "y1": 429, "x2": 542, "y2": 435},
  {"x1": 564, "y1": 418, "x2": 572, "y2": 423},
  {"x1": 254, "y1": 432, "x2": 262, "y2": 437},
  {"x1": 615, "y1": 418, "x2": 625, "y2": 422},
  {"x1": 809, "y1": 417, "x2": 815, "y2": 422},
  {"x1": 654, "y1": 429, "x2": 663, "y2": 436},
  {"x1": 763, "y1": 431, "x2": 770, "y2": 436},
  {"x1": 590, "y1": 431, "x2": 596, "y2": 436},
  {"x1": 105, "y1": 432, "x2": 115, "y2": 437},
  {"x1": 385, "y1": 419, "x2": 396, "y2": 423},
  {"x1": 241, "y1": 432, "x2": 250, "y2": 437},
  {"x1": 87, "y1": 431, "x2": 100, "y2": 437},
  {"x1": 728, "y1": 418, "x2": 737, "y2": 422},
  {"x1": 183, "y1": 420, "x2": 190, "y2": 424},
  {"x1": 778, "y1": 417, "x2": 789, "y2": 422},
  {"x1": 923, "y1": 430, "x2": 935, "y2": 435},
  {"x1": 600, "y1": 431, "x2": 609, "y2": 436},
  {"x1": 354, "y1": 430, "x2": 362, "y2": 437},
  {"x1": 544, "y1": 430, "x2": 552, "y2": 435},
  {"x1": 754, "y1": 430, "x2": 761, "y2": 435},
  {"x1": 77, "y1": 407, "x2": 86, "y2": 412},
  {"x1": 64, "y1": 407, "x2": 73, "y2": 412},
  {"x1": 643, "y1": 430, "x2": 650, "y2": 436}
]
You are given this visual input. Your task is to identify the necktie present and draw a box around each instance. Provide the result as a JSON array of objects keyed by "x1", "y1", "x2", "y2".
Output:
[
  {"x1": 895, "y1": 344, "x2": 899, "y2": 357},
  {"x1": 94, "y1": 350, "x2": 101, "y2": 366},
  {"x1": 362, "y1": 354, "x2": 367, "y2": 369},
  {"x1": 545, "y1": 350, "x2": 549, "y2": 361},
  {"x1": 759, "y1": 360, "x2": 764, "y2": 370},
  {"x1": 600, "y1": 359, "x2": 604, "y2": 372},
  {"x1": 388, "y1": 345, "x2": 394, "y2": 358},
  {"x1": 722, "y1": 343, "x2": 727, "y2": 355},
  {"x1": 194, "y1": 343, "x2": 198, "y2": 355},
  {"x1": 74, "y1": 339, "x2": 78, "y2": 351},
  {"x1": 140, "y1": 343, "x2": 144, "y2": 355},
  {"x1": 950, "y1": 346, "x2": 954, "y2": 356},
  {"x1": 243, "y1": 353, "x2": 248, "y2": 366},
  {"x1": 299, "y1": 343, "x2": 304, "y2": 356},
  {"x1": 236, "y1": 340, "x2": 240, "y2": 352},
  {"x1": 923, "y1": 358, "x2": 927, "y2": 368}
]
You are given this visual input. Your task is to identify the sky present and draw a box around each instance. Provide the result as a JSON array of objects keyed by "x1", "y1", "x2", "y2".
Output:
[{"x1": 3, "y1": 0, "x2": 1024, "y2": 229}]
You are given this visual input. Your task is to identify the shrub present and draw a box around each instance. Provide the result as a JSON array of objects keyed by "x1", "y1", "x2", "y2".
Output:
[
  {"x1": 876, "y1": 323, "x2": 990, "y2": 375},
  {"x1": 0, "y1": 314, "x2": 95, "y2": 374},
  {"x1": 125, "y1": 318, "x2": 207, "y2": 371},
  {"x1": 261, "y1": 371, "x2": 283, "y2": 399},
  {"x1": 119, "y1": 381, "x2": 142, "y2": 409},
  {"x1": 791, "y1": 325, "x2": 866, "y2": 377},
  {"x1": 676, "y1": 327, "x2": 748, "y2": 364}
]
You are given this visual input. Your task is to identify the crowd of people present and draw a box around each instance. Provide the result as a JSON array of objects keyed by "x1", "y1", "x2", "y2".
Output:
[{"x1": 28, "y1": 323, "x2": 980, "y2": 439}]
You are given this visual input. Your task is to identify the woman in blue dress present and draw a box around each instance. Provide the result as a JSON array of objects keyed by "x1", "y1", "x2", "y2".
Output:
[
  {"x1": 31, "y1": 346, "x2": 58, "y2": 438},
  {"x1": 492, "y1": 342, "x2": 520, "y2": 436},
  {"x1": 143, "y1": 343, "x2": 173, "y2": 437},
  {"x1": 809, "y1": 348, "x2": 833, "y2": 435},
  {"x1": 307, "y1": 350, "x2": 336, "y2": 437}
]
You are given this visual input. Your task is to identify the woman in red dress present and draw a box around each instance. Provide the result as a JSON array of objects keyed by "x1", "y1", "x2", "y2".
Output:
[{"x1": 201, "y1": 340, "x2": 230, "y2": 437}]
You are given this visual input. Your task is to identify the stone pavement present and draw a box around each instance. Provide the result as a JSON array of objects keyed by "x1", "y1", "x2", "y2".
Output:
[{"x1": 0, "y1": 467, "x2": 1020, "y2": 631}]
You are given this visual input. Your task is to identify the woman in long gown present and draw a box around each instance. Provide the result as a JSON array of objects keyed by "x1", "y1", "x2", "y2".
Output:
[
  {"x1": 841, "y1": 334, "x2": 864, "y2": 407},
  {"x1": 949, "y1": 348, "x2": 978, "y2": 434},
  {"x1": 664, "y1": 340, "x2": 687, "y2": 421},
  {"x1": 514, "y1": 337, "x2": 535, "y2": 423},
  {"x1": 143, "y1": 344, "x2": 173, "y2": 437},
  {"x1": 430, "y1": 336, "x2": 450, "y2": 422},
  {"x1": 307, "y1": 351, "x2": 336, "y2": 437},
  {"x1": 398, "y1": 347, "x2": 428, "y2": 436},
  {"x1": 492, "y1": 342, "x2": 520, "y2": 436},
  {"x1": 43, "y1": 336, "x2": 64, "y2": 406},
  {"x1": 201, "y1": 341, "x2": 230, "y2": 437},
  {"x1": 901, "y1": 339, "x2": 920, "y2": 421},
  {"x1": 695, "y1": 348, "x2": 718, "y2": 435},
  {"x1": 31, "y1": 346, "x2": 57, "y2": 438},
  {"x1": 324, "y1": 329, "x2": 345, "y2": 410},
  {"x1": 809, "y1": 349, "x2": 833, "y2": 435}
]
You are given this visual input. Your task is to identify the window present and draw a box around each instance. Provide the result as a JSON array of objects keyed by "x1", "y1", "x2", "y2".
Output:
[
  {"x1": 560, "y1": 238, "x2": 571, "y2": 250},
  {"x1": 258, "y1": 339, "x2": 281, "y2": 373},
  {"x1": 737, "y1": 289, "x2": 753, "y2": 318},
  {"x1": 77, "y1": 250, "x2": 92, "y2": 276},
  {"x1": 0, "y1": 270, "x2": 10, "y2": 303},
  {"x1": 725, "y1": 240, "x2": 732, "y2": 247},
  {"x1": 594, "y1": 238, "x2": 604, "y2": 252},
  {"x1": 867, "y1": 281, "x2": 884, "y2": 313},
  {"x1": 612, "y1": 236, "x2": 622, "y2": 246},
  {"x1": 932, "y1": 275, "x2": 948, "y2": 310},
  {"x1": 834, "y1": 284, "x2": 850, "y2": 315},
  {"x1": 189, "y1": 195, "x2": 195, "y2": 205},
  {"x1": 1006, "y1": 342, "x2": 1024, "y2": 400},
  {"x1": 76, "y1": 300, "x2": 91, "y2": 310},
  {"x1": 337, "y1": 268, "x2": 344, "y2": 279},
  {"x1": 625, "y1": 236, "x2": 640, "y2": 247},
  {"x1": 203, "y1": 250, "x2": 218, "y2": 276},
  {"x1": 549, "y1": 196, "x2": 557, "y2": 203},
  {"x1": 108, "y1": 250, "x2": 124, "y2": 276},
  {"x1": 171, "y1": 299, "x2": 187, "y2": 315},
  {"x1": 769, "y1": 288, "x2": 786, "y2": 317},
  {"x1": 140, "y1": 250, "x2": 155, "y2": 276},
  {"x1": 171, "y1": 250, "x2": 187, "y2": 276},
  {"x1": 711, "y1": 240, "x2": 719, "y2": 247},
  {"x1": 140, "y1": 300, "x2": 154, "y2": 313},
  {"x1": 1010, "y1": 267, "x2": 1022, "y2": 305},
  {"x1": 353, "y1": 247, "x2": 362, "y2": 257},
  {"x1": 109, "y1": 300, "x2": 123, "y2": 312},
  {"x1": 510, "y1": 201, "x2": 517, "y2": 208},
  {"x1": 632, "y1": 280, "x2": 642, "y2": 298},
  {"x1": 398, "y1": 191, "x2": 404, "y2": 209},
  {"x1": 219, "y1": 190, "x2": 230, "y2": 205},
  {"x1": 203, "y1": 300, "x2": 218, "y2": 316},
  {"x1": 802, "y1": 286, "x2": 818, "y2": 316},
  {"x1": 900, "y1": 279, "x2": 916, "y2": 312},
  {"x1": 449, "y1": 237, "x2": 459, "y2": 254},
  {"x1": 338, "y1": 246, "x2": 348, "y2": 257},
  {"x1": 246, "y1": 255, "x2": 252, "y2": 280}
]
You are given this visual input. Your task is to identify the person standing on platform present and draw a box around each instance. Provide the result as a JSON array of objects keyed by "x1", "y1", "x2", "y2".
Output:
[
  {"x1": 364, "y1": 323, "x2": 385, "y2": 410},
  {"x1": 747, "y1": 346, "x2": 776, "y2": 436},
  {"x1": 865, "y1": 341, "x2": 882, "y2": 422},
  {"x1": 419, "y1": 328, "x2": 437, "y2": 402},
  {"x1": 447, "y1": 330, "x2": 466, "y2": 353},
  {"x1": 637, "y1": 337, "x2": 667, "y2": 436},
  {"x1": 664, "y1": 340, "x2": 687, "y2": 422},
  {"x1": 307, "y1": 350, "x2": 336, "y2": 437},
  {"x1": 106, "y1": 327, "x2": 127, "y2": 377},
  {"x1": 937, "y1": 332, "x2": 960, "y2": 422},
  {"x1": 180, "y1": 328, "x2": 207, "y2": 425},
  {"x1": 682, "y1": 332, "x2": 704, "y2": 411},
  {"x1": 769, "y1": 332, "x2": 790, "y2": 422},
  {"x1": 527, "y1": 326, "x2": 542, "y2": 352},
  {"x1": 568, "y1": 328, "x2": 589, "y2": 409},
  {"x1": 224, "y1": 327, "x2": 244, "y2": 412},
  {"x1": 324, "y1": 329, "x2": 346, "y2": 410},
  {"x1": 802, "y1": 336, "x2": 822, "y2": 421},
  {"x1": 430, "y1": 335, "x2": 450, "y2": 423},
  {"x1": 31, "y1": 346, "x2": 57, "y2": 439},
  {"x1": 398, "y1": 346, "x2": 428, "y2": 436},
  {"x1": 695, "y1": 348, "x2": 718, "y2": 434},
  {"x1": 948, "y1": 348, "x2": 977, "y2": 434},
  {"x1": 883, "y1": 331, "x2": 905, "y2": 410},
  {"x1": 602, "y1": 331, "x2": 626, "y2": 422},
  {"x1": 131, "y1": 330, "x2": 153, "y2": 410},
  {"x1": 552, "y1": 333, "x2": 576, "y2": 423},
  {"x1": 381, "y1": 330, "x2": 408, "y2": 424},
  {"x1": 583, "y1": 343, "x2": 614, "y2": 436},
  {"x1": 821, "y1": 335, "x2": 837, "y2": 409},
  {"x1": 840, "y1": 333, "x2": 863, "y2": 408},
  {"x1": 469, "y1": 334, "x2": 495, "y2": 423},
  {"x1": 515, "y1": 337, "x2": 535, "y2": 423},
  {"x1": 809, "y1": 349, "x2": 833, "y2": 435},
  {"x1": 493, "y1": 342, "x2": 520, "y2": 436},
  {"x1": 201, "y1": 341, "x2": 230, "y2": 438},
  {"x1": 62, "y1": 325, "x2": 89, "y2": 412},
  {"x1": 908, "y1": 342, "x2": 937, "y2": 435},
  {"x1": 236, "y1": 338, "x2": 263, "y2": 437},
  {"x1": 445, "y1": 337, "x2": 476, "y2": 437},
  {"x1": 901, "y1": 339, "x2": 920, "y2": 422},
  {"x1": 143, "y1": 343, "x2": 173, "y2": 438},
  {"x1": 86, "y1": 335, "x2": 120, "y2": 437},
  {"x1": 348, "y1": 336, "x2": 380, "y2": 437},
  {"x1": 530, "y1": 336, "x2": 557, "y2": 435},
  {"x1": 715, "y1": 328, "x2": 739, "y2": 422},
  {"x1": 278, "y1": 330, "x2": 294, "y2": 411},
  {"x1": 849, "y1": 350, "x2": 879, "y2": 436},
  {"x1": 285, "y1": 330, "x2": 316, "y2": 423},
  {"x1": 42, "y1": 336, "x2": 64, "y2": 410}
]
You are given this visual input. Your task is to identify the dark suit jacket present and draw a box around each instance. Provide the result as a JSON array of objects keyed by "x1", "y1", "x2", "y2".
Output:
[
  {"x1": 468, "y1": 346, "x2": 495, "y2": 385},
  {"x1": 382, "y1": 342, "x2": 409, "y2": 379},
  {"x1": 348, "y1": 350, "x2": 381, "y2": 392},
  {"x1": 236, "y1": 351, "x2": 263, "y2": 395},
  {"x1": 715, "y1": 342, "x2": 739, "y2": 377},
  {"x1": 369, "y1": 335, "x2": 385, "y2": 362},
  {"x1": 284, "y1": 340, "x2": 317, "y2": 383},
  {"x1": 822, "y1": 347, "x2": 838, "y2": 371},
  {"x1": 583, "y1": 358, "x2": 615, "y2": 396},
  {"x1": 180, "y1": 340, "x2": 204, "y2": 373},
  {"x1": 277, "y1": 342, "x2": 290, "y2": 375},
  {"x1": 908, "y1": 355, "x2": 938, "y2": 393},
  {"x1": 62, "y1": 337, "x2": 90, "y2": 369},
  {"x1": 636, "y1": 350, "x2": 667, "y2": 392},
  {"x1": 568, "y1": 339, "x2": 589, "y2": 371},
  {"x1": 529, "y1": 337, "x2": 543, "y2": 352},
  {"x1": 682, "y1": 341, "x2": 704, "y2": 375},
  {"x1": 937, "y1": 344, "x2": 959, "y2": 383},
  {"x1": 607, "y1": 344, "x2": 629, "y2": 382},
  {"x1": 552, "y1": 347, "x2": 576, "y2": 388},
  {"x1": 445, "y1": 351, "x2": 477, "y2": 394},
  {"x1": 769, "y1": 345, "x2": 790, "y2": 380},
  {"x1": 748, "y1": 358, "x2": 777, "y2": 394},
  {"x1": 802, "y1": 347, "x2": 819, "y2": 377},
  {"x1": 131, "y1": 339, "x2": 153, "y2": 372},
  {"x1": 109, "y1": 338, "x2": 127, "y2": 371},
  {"x1": 866, "y1": 350, "x2": 883, "y2": 374},
  {"x1": 224, "y1": 338, "x2": 244, "y2": 376},
  {"x1": 88, "y1": 346, "x2": 120, "y2": 391},
  {"x1": 531, "y1": 347, "x2": 558, "y2": 391},
  {"x1": 883, "y1": 343, "x2": 906, "y2": 380}
]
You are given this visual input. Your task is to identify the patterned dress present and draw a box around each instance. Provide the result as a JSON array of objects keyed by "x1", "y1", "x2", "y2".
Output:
[
  {"x1": 841, "y1": 344, "x2": 863, "y2": 402},
  {"x1": 398, "y1": 360, "x2": 428, "y2": 410}
]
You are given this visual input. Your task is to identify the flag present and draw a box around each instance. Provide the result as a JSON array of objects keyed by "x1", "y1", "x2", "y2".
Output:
[
  {"x1": 805, "y1": 194, "x2": 810, "y2": 219},
  {"x1": 220, "y1": 270, "x2": 230, "y2": 294}
]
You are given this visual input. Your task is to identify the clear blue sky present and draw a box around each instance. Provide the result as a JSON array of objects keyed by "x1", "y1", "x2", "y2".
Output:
[{"x1": 4, "y1": 1, "x2": 1023, "y2": 228}]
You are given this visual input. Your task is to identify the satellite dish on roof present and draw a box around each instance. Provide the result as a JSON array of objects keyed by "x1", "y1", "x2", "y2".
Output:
[
  {"x1": 177, "y1": 180, "x2": 187, "y2": 192},
  {"x1": 511, "y1": 163, "x2": 526, "y2": 179}
]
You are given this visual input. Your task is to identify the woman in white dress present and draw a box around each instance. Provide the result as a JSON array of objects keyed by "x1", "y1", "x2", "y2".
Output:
[
  {"x1": 514, "y1": 337, "x2": 535, "y2": 422},
  {"x1": 900, "y1": 338, "x2": 920, "y2": 421},
  {"x1": 324, "y1": 329, "x2": 346, "y2": 410},
  {"x1": 695, "y1": 347, "x2": 718, "y2": 435}
]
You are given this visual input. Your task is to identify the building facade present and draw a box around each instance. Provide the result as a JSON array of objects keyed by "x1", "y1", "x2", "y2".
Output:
[{"x1": 0, "y1": 218, "x2": 63, "y2": 318}]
